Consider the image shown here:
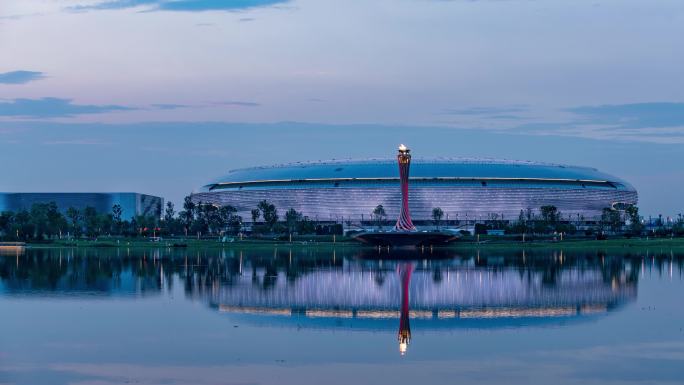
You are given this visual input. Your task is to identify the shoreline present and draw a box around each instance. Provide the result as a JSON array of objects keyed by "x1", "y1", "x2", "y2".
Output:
[{"x1": 17, "y1": 237, "x2": 684, "y2": 251}]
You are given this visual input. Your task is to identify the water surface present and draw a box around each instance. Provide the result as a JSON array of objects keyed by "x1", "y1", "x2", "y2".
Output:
[{"x1": 1, "y1": 247, "x2": 682, "y2": 385}]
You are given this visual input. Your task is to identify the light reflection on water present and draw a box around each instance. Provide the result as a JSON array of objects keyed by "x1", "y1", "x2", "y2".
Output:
[{"x1": 0, "y1": 247, "x2": 682, "y2": 385}]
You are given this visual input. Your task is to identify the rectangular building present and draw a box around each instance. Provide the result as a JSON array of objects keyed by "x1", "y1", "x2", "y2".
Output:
[{"x1": 0, "y1": 193, "x2": 163, "y2": 220}]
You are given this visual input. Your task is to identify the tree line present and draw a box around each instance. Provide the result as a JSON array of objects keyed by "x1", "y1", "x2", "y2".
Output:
[
  {"x1": 178, "y1": 197, "x2": 327, "y2": 236},
  {"x1": 0, "y1": 202, "x2": 162, "y2": 241},
  {"x1": 0, "y1": 196, "x2": 334, "y2": 241},
  {"x1": 373, "y1": 203, "x2": 684, "y2": 237},
  {"x1": 2, "y1": 198, "x2": 681, "y2": 241}
]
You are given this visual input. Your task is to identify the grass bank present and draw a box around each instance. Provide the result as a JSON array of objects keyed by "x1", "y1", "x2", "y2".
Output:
[
  {"x1": 23, "y1": 236, "x2": 684, "y2": 252},
  {"x1": 25, "y1": 236, "x2": 361, "y2": 250}
]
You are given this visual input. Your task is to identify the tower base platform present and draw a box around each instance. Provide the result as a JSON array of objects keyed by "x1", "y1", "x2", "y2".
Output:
[{"x1": 353, "y1": 231, "x2": 458, "y2": 247}]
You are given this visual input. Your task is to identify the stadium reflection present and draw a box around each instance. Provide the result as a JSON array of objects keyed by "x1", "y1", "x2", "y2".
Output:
[
  {"x1": 1, "y1": 247, "x2": 675, "y2": 354},
  {"x1": 207, "y1": 249, "x2": 641, "y2": 354}
]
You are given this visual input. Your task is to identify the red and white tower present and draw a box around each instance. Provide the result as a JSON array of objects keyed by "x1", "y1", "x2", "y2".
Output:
[{"x1": 395, "y1": 144, "x2": 417, "y2": 231}]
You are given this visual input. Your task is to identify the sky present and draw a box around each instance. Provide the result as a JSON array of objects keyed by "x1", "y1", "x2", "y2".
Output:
[{"x1": 1, "y1": 0, "x2": 683, "y2": 215}]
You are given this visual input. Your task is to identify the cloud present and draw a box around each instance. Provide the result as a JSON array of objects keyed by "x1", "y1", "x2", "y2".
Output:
[
  {"x1": 72, "y1": 0, "x2": 289, "y2": 12},
  {"x1": 0, "y1": 12, "x2": 45, "y2": 21},
  {"x1": 154, "y1": 102, "x2": 256, "y2": 110},
  {"x1": 211, "y1": 100, "x2": 261, "y2": 107},
  {"x1": 151, "y1": 103, "x2": 189, "y2": 110},
  {"x1": 0, "y1": 71, "x2": 45, "y2": 85},
  {"x1": 568, "y1": 102, "x2": 684, "y2": 129},
  {"x1": 510, "y1": 102, "x2": 684, "y2": 144},
  {"x1": 43, "y1": 139, "x2": 108, "y2": 145},
  {"x1": 0, "y1": 99, "x2": 259, "y2": 119},
  {"x1": 486, "y1": 115, "x2": 526, "y2": 120},
  {"x1": 0, "y1": 98, "x2": 134, "y2": 118},
  {"x1": 440, "y1": 106, "x2": 528, "y2": 116}
]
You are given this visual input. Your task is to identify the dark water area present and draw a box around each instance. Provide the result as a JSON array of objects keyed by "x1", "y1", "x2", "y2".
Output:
[{"x1": 0, "y1": 247, "x2": 682, "y2": 385}]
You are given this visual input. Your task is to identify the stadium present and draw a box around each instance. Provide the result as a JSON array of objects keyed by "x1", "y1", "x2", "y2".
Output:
[{"x1": 190, "y1": 158, "x2": 638, "y2": 225}]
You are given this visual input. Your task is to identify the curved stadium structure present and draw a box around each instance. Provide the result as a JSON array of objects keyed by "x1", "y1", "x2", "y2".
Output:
[{"x1": 191, "y1": 159, "x2": 637, "y2": 223}]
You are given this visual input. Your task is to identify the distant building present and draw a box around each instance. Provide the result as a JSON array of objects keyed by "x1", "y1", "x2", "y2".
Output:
[
  {"x1": 0, "y1": 193, "x2": 163, "y2": 220},
  {"x1": 191, "y1": 158, "x2": 637, "y2": 225}
]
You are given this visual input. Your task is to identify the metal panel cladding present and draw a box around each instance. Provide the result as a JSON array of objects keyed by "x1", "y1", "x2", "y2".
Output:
[{"x1": 191, "y1": 159, "x2": 638, "y2": 222}]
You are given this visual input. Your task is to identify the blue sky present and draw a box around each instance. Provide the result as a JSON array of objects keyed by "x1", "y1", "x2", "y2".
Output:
[{"x1": 1, "y1": 0, "x2": 683, "y2": 215}]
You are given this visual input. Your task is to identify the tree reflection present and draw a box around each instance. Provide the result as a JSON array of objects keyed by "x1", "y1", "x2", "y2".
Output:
[
  {"x1": 1, "y1": 248, "x2": 678, "y2": 297},
  {"x1": 2, "y1": 247, "x2": 682, "y2": 353}
]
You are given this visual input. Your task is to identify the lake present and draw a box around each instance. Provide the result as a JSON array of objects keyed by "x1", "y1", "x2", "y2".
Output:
[{"x1": 1, "y1": 247, "x2": 682, "y2": 385}]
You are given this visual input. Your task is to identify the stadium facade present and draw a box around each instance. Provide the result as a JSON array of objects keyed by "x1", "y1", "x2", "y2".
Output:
[
  {"x1": 191, "y1": 159, "x2": 637, "y2": 224},
  {"x1": 0, "y1": 193, "x2": 163, "y2": 220}
]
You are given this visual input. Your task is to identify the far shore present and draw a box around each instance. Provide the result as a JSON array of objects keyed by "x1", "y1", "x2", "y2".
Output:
[{"x1": 14, "y1": 236, "x2": 684, "y2": 252}]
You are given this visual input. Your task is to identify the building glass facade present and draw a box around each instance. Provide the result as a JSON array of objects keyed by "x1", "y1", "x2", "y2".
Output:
[{"x1": 0, "y1": 193, "x2": 163, "y2": 219}]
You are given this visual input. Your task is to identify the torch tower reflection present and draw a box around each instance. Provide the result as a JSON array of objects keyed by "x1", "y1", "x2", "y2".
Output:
[{"x1": 397, "y1": 263, "x2": 414, "y2": 355}]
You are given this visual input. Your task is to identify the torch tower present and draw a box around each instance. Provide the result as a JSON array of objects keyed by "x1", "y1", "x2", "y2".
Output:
[
  {"x1": 395, "y1": 144, "x2": 417, "y2": 231},
  {"x1": 354, "y1": 144, "x2": 456, "y2": 246}
]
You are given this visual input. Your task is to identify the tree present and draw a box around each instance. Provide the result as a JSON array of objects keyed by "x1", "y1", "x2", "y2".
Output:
[
  {"x1": 112, "y1": 204, "x2": 123, "y2": 223},
  {"x1": 213, "y1": 205, "x2": 237, "y2": 234},
  {"x1": 224, "y1": 207, "x2": 242, "y2": 235},
  {"x1": 100, "y1": 213, "x2": 114, "y2": 235},
  {"x1": 257, "y1": 200, "x2": 278, "y2": 231},
  {"x1": 13, "y1": 210, "x2": 32, "y2": 240},
  {"x1": 111, "y1": 204, "x2": 123, "y2": 235},
  {"x1": 251, "y1": 208, "x2": 260, "y2": 223},
  {"x1": 625, "y1": 205, "x2": 643, "y2": 235},
  {"x1": 30, "y1": 203, "x2": 50, "y2": 239},
  {"x1": 512, "y1": 209, "x2": 529, "y2": 234},
  {"x1": 200, "y1": 204, "x2": 222, "y2": 234},
  {"x1": 190, "y1": 202, "x2": 209, "y2": 236},
  {"x1": 601, "y1": 207, "x2": 622, "y2": 233},
  {"x1": 432, "y1": 207, "x2": 444, "y2": 230},
  {"x1": 218, "y1": 205, "x2": 236, "y2": 223},
  {"x1": 285, "y1": 208, "x2": 302, "y2": 233},
  {"x1": 66, "y1": 207, "x2": 82, "y2": 238},
  {"x1": 83, "y1": 206, "x2": 99, "y2": 238},
  {"x1": 199, "y1": 204, "x2": 242, "y2": 235},
  {"x1": 180, "y1": 196, "x2": 196, "y2": 234},
  {"x1": 0, "y1": 211, "x2": 13, "y2": 238},
  {"x1": 161, "y1": 201, "x2": 176, "y2": 234},
  {"x1": 298, "y1": 216, "x2": 316, "y2": 234},
  {"x1": 674, "y1": 214, "x2": 684, "y2": 237},
  {"x1": 373, "y1": 204, "x2": 386, "y2": 229},
  {"x1": 164, "y1": 201, "x2": 175, "y2": 222},
  {"x1": 45, "y1": 202, "x2": 66, "y2": 238},
  {"x1": 540, "y1": 205, "x2": 559, "y2": 225},
  {"x1": 538, "y1": 205, "x2": 561, "y2": 234}
]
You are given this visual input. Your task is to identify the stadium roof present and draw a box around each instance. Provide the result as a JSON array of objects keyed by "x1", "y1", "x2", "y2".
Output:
[{"x1": 204, "y1": 158, "x2": 634, "y2": 190}]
